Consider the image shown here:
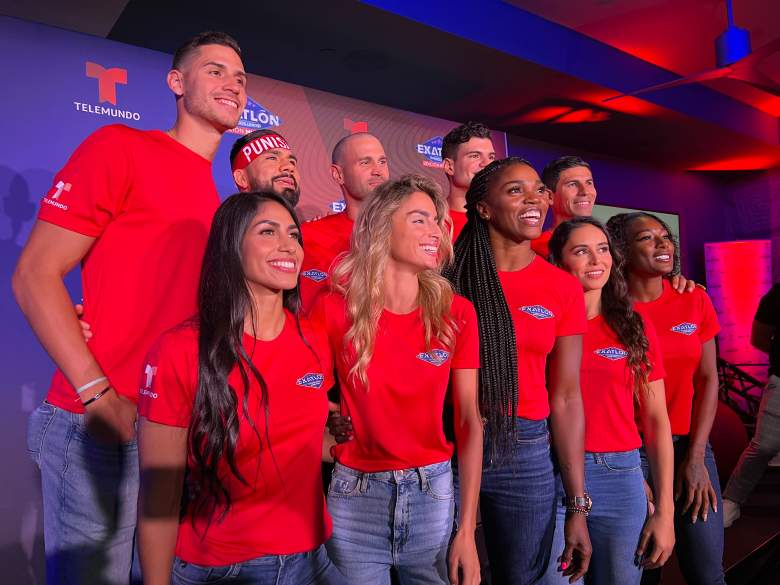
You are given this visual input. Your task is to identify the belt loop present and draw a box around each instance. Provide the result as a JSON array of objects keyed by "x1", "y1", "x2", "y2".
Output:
[
  {"x1": 417, "y1": 466, "x2": 429, "y2": 491},
  {"x1": 358, "y1": 472, "x2": 369, "y2": 493}
]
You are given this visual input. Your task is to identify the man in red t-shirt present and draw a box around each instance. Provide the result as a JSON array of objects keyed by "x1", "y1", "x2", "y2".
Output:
[
  {"x1": 441, "y1": 121, "x2": 496, "y2": 242},
  {"x1": 533, "y1": 156, "x2": 597, "y2": 258},
  {"x1": 230, "y1": 128, "x2": 301, "y2": 206},
  {"x1": 12, "y1": 32, "x2": 247, "y2": 584},
  {"x1": 299, "y1": 132, "x2": 389, "y2": 311}
]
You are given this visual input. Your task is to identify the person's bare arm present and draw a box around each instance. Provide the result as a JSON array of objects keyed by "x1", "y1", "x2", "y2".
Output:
[
  {"x1": 12, "y1": 220, "x2": 135, "y2": 441},
  {"x1": 548, "y1": 334, "x2": 591, "y2": 582},
  {"x1": 750, "y1": 320, "x2": 774, "y2": 354},
  {"x1": 137, "y1": 418, "x2": 188, "y2": 585},
  {"x1": 636, "y1": 379, "x2": 675, "y2": 568},
  {"x1": 448, "y1": 368, "x2": 482, "y2": 585}
]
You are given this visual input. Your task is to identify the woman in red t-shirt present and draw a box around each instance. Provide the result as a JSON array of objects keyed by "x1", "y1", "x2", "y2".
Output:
[
  {"x1": 136, "y1": 192, "x2": 345, "y2": 585},
  {"x1": 445, "y1": 157, "x2": 591, "y2": 584},
  {"x1": 544, "y1": 217, "x2": 675, "y2": 584},
  {"x1": 311, "y1": 174, "x2": 483, "y2": 585},
  {"x1": 607, "y1": 212, "x2": 725, "y2": 585}
]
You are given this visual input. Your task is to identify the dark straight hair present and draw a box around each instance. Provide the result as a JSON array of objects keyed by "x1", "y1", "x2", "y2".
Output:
[{"x1": 188, "y1": 191, "x2": 303, "y2": 529}]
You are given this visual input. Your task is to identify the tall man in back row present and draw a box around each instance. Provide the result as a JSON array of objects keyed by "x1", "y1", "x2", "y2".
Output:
[{"x1": 13, "y1": 32, "x2": 247, "y2": 584}]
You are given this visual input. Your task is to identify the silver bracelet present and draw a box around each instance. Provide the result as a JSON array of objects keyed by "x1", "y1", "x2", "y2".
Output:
[{"x1": 75, "y1": 376, "x2": 108, "y2": 395}]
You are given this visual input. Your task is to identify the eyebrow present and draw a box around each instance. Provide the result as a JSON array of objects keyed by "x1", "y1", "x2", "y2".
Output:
[
  {"x1": 501, "y1": 179, "x2": 543, "y2": 188},
  {"x1": 203, "y1": 61, "x2": 247, "y2": 78},
  {"x1": 407, "y1": 209, "x2": 432, "y2": 217}
]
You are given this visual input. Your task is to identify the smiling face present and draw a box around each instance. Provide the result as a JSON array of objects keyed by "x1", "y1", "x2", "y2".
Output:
[
  {"x1": 625, "y1": 215, "x2": 675, "y2": 277},
  {"x1": 477, "y1": 162, "x2": 551, "y2": 243},
  {"x1": 174, "y1": 43, "x2": 247, "y2": 133},
  {"x1": 388, "y1": 190, "x2": 443, "y2": 274},
  {"x1": 236, "y1": 148, "x2": 300, "y2": 206},
  {"x1": 332, "y1": 134, "x2": 389, "y2": 203},
  {"x1": 240, "y1": 200, "x2": 303, "y2": 295},
  {"x1": 444, "y1": 137, "x2": 496, "y2": 190},
  {"x1": 552, "y1": 165, "x2": 597, "y2": 221},
  {"x1": 559, "y1": 223, "x2": 612, "y2": 292}
]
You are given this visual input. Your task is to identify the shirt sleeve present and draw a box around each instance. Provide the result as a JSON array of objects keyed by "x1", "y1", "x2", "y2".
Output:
[
  {"x1": 697, "y1": 289, "x2": 721, "y2": 343},
  {"x1": 451, "y1": 297, "x2": 480, "y2": 369},
  {"x1": 137, "y1": 328, "x2": 197, "y2": 428},
  {"x1": 643, "y1": 317, "x2": 666, "y2": 382},
  {"x1": 556, "y1": 273, "x2": 588, "y2": 337},
  {"x1": 755, "y1": 284, "x2": 780, "y2": 327},
  {"x1": 37, "y1": 125, "x2": 131, "y2": 237}
]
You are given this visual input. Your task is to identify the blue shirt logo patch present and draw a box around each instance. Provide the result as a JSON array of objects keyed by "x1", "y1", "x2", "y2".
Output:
[
  {"x1": 671, "y1": 322, "x2": 697, "y2": 336},
  {"x1": 301, "y1": 269, "x2": 327, "y2": 283},
  {"x1": 296, "y1": 373, "x2": 325, "y2": 389},
  {"x1": 417, "y1": 349, "x2": 450, "y2": 366},
  {"x1": 520, "y1": 305, "x2": 555, "y2": 320},
  {"x1": 594, "y1": 347, "x2": 629, "y2": 361}
]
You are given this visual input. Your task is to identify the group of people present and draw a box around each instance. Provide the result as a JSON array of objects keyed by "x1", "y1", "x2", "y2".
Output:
[{"x1": 13, "y1": 31, "x2": 740, "y2": 585}]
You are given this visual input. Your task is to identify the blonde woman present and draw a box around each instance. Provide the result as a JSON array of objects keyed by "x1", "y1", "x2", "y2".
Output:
[{"x1": 310, "y1": 174, "x2": 483, "y2": 585}]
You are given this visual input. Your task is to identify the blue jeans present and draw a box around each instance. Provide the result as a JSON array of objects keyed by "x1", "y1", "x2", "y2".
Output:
[
  {"x1": 171, "y1": 545, "x2": 346, "y2": 585},
  {"x1": 640, "y1": 438, "x2": 725, "y2": 585},
  {"x1": 543, "y1": 450, "x2": 647, "y2": 585},
  {"x1": 27, "y1": 402, "x2": 138, "y2": 585},
  {"x1": 326, "y1": 460, "x2": 455, "y2": 585},
  {"x1": 479, "y1": 418, "x2": 555, "y2": 585}
]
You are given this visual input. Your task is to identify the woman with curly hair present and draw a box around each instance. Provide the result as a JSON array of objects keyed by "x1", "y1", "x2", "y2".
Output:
[
  {"x1": 607, "y1": 212, "x2": 725, "y2": 585},
  {"x1": 312, "y1": 174, "x2": 483, "y2": 585}
]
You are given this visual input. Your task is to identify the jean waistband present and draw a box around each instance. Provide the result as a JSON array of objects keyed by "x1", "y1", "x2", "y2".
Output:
[{"x1": 333, "y1": 460, "x2": 450, "y2": 484}]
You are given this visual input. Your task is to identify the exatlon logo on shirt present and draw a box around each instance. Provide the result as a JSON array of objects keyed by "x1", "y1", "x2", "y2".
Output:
[
  {"x1": 594, "y1": 347, "x2": 629, "y2": 361},
  {"x1": 671, "y1": 322, "x2": 697, "y2": 336},
  {"x1": 417, "y1": 349, "x2": 450, "y2": 366},
  {"x1": 416, "y1": 136, "x2": 444, "y2": 169},
  {"x1": 302, "y1": 269, "x2": 327, "y2": 282},
  {"x1": 520, "y1": 305, "x2": 555, "y2": 320},
  {"x1": 230, "y1": 96, "x2": 282, "y2": 135},
  {"x1": 73, "y1": 61, "x2": 142, "y2": 121},
  {"x1": 297, "y1": 373, "x2": 325, "y2": 389}
]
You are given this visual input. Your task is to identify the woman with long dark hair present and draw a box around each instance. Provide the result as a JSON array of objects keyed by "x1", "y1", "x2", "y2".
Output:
[
  {"x1": 312, "y1": 174, "x2": 483, "y2": 585},
  {"x1": 607, "y1": 212, "x2": 725, "y2": 585},
  {"x1": 444, "y1": 157, "x2": 591, "y2": 584},
  {"x1": 136, "y1": 192, "x2": 344, "y2": 585},
  {"x1": 544, "y1": 217, "x2": 675, "y2": 584}
]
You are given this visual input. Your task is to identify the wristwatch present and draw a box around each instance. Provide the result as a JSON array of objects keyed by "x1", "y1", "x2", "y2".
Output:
[{"x1": 564, "y1": 493, "x2": 592, "y2": 516}]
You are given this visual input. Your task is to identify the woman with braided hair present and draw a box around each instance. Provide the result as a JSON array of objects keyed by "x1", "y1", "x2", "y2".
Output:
[
  {"x1": 607, "y1": 212, "x2": 725, "y2": 585},
  {"x1": 543, "y1": 217, "x2": 675, "y2": 584},
  {"x1": 444, "y1": 157, "x2": 591, "y2": 584}
]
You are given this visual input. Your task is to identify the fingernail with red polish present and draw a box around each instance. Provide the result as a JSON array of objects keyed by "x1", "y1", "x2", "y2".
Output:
[{"x1": 560, "y1": 561, "x2": 568, "y2": 570}]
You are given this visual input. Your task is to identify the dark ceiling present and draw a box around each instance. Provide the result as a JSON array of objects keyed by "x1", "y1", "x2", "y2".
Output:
[{"x1": 3, "y1": 0, "x2": 780, "y2": 171}]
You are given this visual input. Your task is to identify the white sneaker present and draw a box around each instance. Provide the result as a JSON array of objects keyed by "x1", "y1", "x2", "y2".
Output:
[{"x1": 723, "y1": 499, "x2": 741, "y2": 528}]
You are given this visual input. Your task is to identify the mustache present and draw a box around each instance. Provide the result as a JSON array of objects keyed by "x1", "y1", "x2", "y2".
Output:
[{"x1": 272, "y1": 173, "x2": 298, "y2": 189}]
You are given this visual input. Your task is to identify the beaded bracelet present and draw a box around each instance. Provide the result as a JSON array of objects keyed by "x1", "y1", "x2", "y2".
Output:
[{"x1": 82, "y1": 386, "x2": 111, "y2": 408}]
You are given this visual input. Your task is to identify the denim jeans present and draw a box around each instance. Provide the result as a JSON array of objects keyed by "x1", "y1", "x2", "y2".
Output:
[
  {"x1": 542, "y1": 450, "x2": 646, "y2": 585},
  {"x1": 325, "y1": 460, "x2": 454, "y2": 585},
  {"x1": 27, "y1": 402, "x2": 138, "y2": 585},
  {"x1": 479, "y1": 418, "x2": 556, "y2": 585},
  {"x1": 171, "y1": 544, "x2": 346, "y2": 585},
  {"x1": 640, "y1": 438, "x2": 726, "y2": 585},
  {"x1": 724, "y1": 374, "x2": 780, "y2": 504}
]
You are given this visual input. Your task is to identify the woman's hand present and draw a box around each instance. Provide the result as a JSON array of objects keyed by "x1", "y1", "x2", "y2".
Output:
[
  {"x1": 636, "y1": 510, "x2": 675, "y2": 569},
  {"x1": 676, "y1": 454, "x2": 718, "y2": 523},
  {"x1": 559, "y1": 513, "x2": 592, "y2": 582},
  {"x1": 448, "y1": 527, "x2": 481, "y2": 585}
]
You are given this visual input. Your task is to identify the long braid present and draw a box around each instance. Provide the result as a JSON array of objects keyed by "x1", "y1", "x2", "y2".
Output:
[{"x1": 444, "y1": 157, "x2": 532, "y2": 462}]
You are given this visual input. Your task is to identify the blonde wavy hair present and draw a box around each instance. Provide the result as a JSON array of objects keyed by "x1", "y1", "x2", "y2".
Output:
[{"x1": 332, "y1": 174, "x2": 456, "y2": 388}]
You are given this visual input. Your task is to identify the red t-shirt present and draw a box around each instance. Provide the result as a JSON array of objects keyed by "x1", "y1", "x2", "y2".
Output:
[
  {"x1": 448, "y1": 209, "x2": 468, "y2": 243},
  {"x1": 299, "y1": 212, "x2": 354, "y2": 312},
  {"x1": 38, "y1": 124, "x2": 219, "y2": 413},
  {"x1": 137, "y1": 313, "x2": 333, "y2": 565},
  {"x1": 581, "y1": 314, "x2": 665, "y2": 452},
  {"x1": 498, "y1": 256, "x2": 587, "y2": 419},
  {"x1": 311, "y1": 292, "x2": 480, "y2": 471},
  {"x1": 633, "y1": 281, "x2": 720, "y2": 434},
  {"x1": 531, "y1": 229, "x2": 553, "y2": 259}
]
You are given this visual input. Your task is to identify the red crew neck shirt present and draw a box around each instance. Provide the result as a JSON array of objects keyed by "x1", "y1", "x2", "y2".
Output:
[
  {"x1": 137, "y1": 313, "x2": 333, "y2": 565},
  {"x1": 448, "y1": 209, "x2": 468, "y2": 243},
  {"x1": 498, "y1": 256, "x2": 587, "y2": 419},
  {"x1": 37, "y1": 124, "x2": 219, "y2": 413},
  {"x1": 531, "y1": 229, "x2": 553, "y2": 259},
  {"x1": 299, "y1": 212, "x2": 354, "y2": 312},
  {"x1": 633, "y1": 280, "x2": 720, "y2": 434},
  {"x1": 581, "y1": 314, "x2": 665, "y2": 452},
  {"x1": 311, "y1": 292, "x2": 480, "y2": 472}
]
